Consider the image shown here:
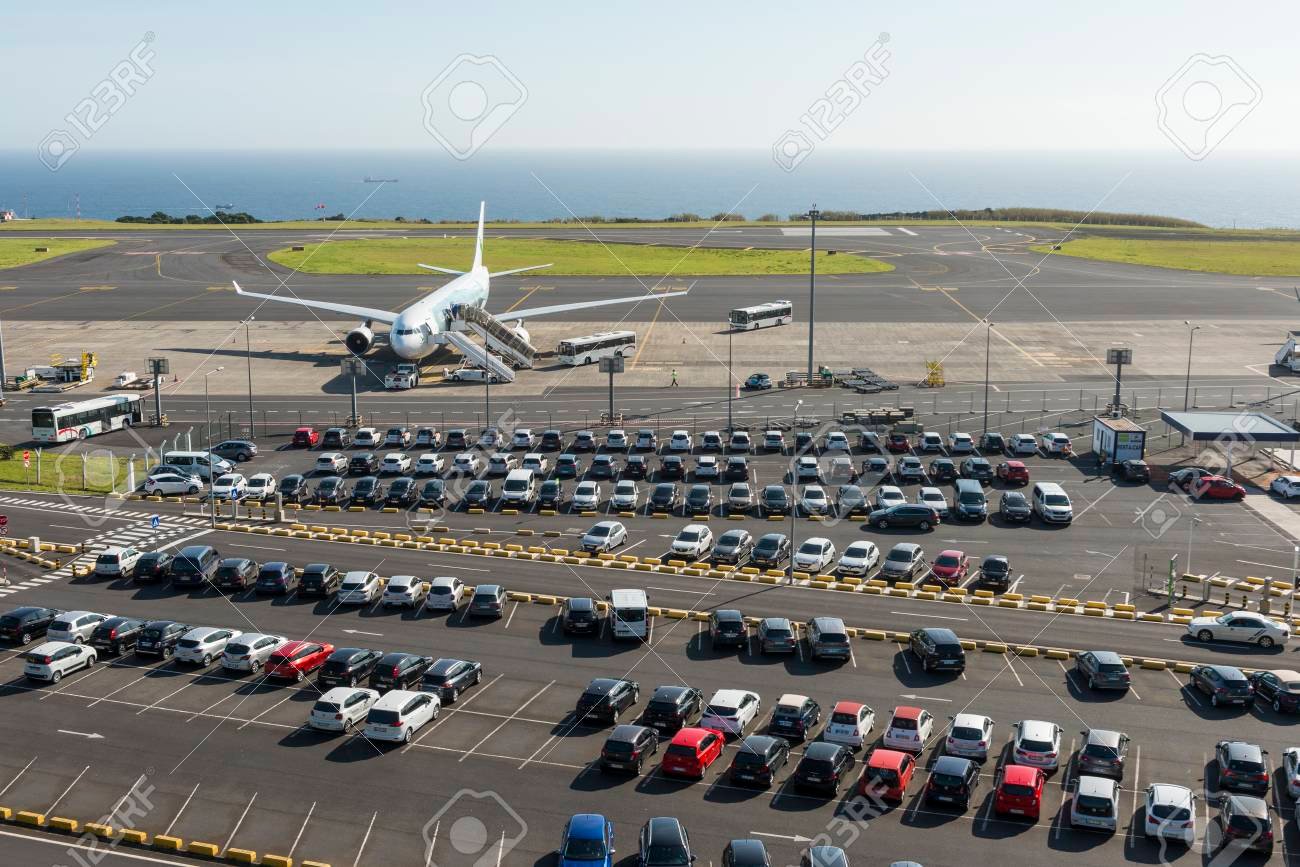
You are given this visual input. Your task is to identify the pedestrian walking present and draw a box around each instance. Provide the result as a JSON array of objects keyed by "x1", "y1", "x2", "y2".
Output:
[{"x1": 670, "y1": 368, "x2": 679, "y2": 387}]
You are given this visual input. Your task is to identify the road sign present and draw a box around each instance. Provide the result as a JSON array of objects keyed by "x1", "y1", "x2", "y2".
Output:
[
  {"x1": 150, "y1": 515, "x2": 160, "y2": 530},
  {"x1": 22, "y1": 451, "x2": 30, "y2": 469},
  {"x1": 598, "y1": 356, "x2": 625, "y2": 374},
  {"x1": 1106, "y1": 348, "x2": 1132, "y2": 365},
  {"x1": 0, "y1": 515, "x2": 9, "y2": 527}
]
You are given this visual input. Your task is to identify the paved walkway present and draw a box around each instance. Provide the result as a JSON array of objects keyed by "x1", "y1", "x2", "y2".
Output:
[{"x1": 1243, "y1": 493, "x2": 1300, "y2": 546}]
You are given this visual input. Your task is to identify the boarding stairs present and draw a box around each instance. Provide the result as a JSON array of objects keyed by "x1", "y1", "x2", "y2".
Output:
[
  {"x1": 443, "y1": 331, "x2": 516, "y2": 382},
  {"x1": 454, "y1": 305, "x2": 537, "y2": 369}
]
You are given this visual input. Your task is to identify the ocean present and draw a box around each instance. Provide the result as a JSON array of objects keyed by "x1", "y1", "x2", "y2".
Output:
[{"x1": 1, "y1": 149, "x2": 1297, "y2": 229}]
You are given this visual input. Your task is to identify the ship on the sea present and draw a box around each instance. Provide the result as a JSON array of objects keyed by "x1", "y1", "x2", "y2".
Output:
[{"x1": 363, "y1": 177, "x2": 398, "y2": 183}]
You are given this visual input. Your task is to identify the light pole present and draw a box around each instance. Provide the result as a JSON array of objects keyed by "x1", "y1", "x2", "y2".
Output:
[
  {"x1": 727, "y1": 324, "x2": 734, "y2": 431},
  {"x1": 788, "y1": 399, "x2": 803, "y2": 583},
  {"x1": 204, "y1": 367, "x2": 225, "y2": 528},
  {"x1": 806, "y1": 205, "x2": 820, "y2": 383},
  {"x1": 982, "y1": 320, "x2": 993, "y2": 435},
  {"x1": 1182, "y1": 321, "x2": 1200, "y2": 411},
  {"x1": 243, "y1": 317, "x2": 255, "y2": 438}
]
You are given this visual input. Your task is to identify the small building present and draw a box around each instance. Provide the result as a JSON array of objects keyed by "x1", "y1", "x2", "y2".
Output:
[
  {"x1": 0, "y1": 210, "x2": 14, "y2": 222},
  {"x1": 1092, "y1": 415, "x2": 1146, "y2": 465}
]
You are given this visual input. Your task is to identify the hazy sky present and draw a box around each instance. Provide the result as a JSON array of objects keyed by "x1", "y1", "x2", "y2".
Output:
[{"x1": 4, "y1": 2, "x2": 1293, "y2": 153}]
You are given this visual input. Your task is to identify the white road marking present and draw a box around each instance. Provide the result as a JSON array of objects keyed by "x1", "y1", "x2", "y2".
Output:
[
  {"x1": 351, "y1": 811, "x2": 378, "y2": 867},
  {"x1": 888, "y1": 610, "x2": 968, "y2": 621},
  {"x1": 163, "y1": 782, "x2": 200, "y2": 836},
  {"x1": 289, "y1": 800, "x2": 315, "y2": 857},
  {"x1": 0, "y1": 756, "x2": 37, "y2": 798},
  {"x1": 46, "y1": 764, "x2": 90, "y2": 815},
  {"x1": 460, "y1": 681, "x2": 555, "y2": 762},
  {"x1": 503, "y1": 601, "x2": 519, "y2": 630},
  {"x1": 222, "y1": 791, "x2": 258, "y2": 852}
]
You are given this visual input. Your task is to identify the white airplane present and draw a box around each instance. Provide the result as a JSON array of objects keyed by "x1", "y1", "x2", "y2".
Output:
[{"x1": 232, "y1": 202, "x2": 687, "y2": 360}]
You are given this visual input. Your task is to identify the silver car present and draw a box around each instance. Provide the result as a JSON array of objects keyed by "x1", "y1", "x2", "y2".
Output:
[
  {"x1": 47, "y1": 611, "x2": 109, "y2": 645},
  {"x1": 338, "y1": 571, "x2": 382, "y2": 605},
  {"x1": 310, "y1": 687, "x2": 380, "y2": 732},
  {"x1": 221, "y1": 633, "x2": 286, "y2": 673},
  {"x1": 176, "y1": 626, "x2": 242, "y2": 666}
]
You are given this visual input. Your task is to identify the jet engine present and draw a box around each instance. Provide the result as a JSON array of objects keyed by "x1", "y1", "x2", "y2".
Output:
[{"x1": 345, "y1": 324, "x2": 374, "y2": 355}]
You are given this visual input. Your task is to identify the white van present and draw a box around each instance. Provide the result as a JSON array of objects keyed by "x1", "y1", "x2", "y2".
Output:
[
  {"x1": 1032, "y1": 482, "x2": 1074, "y2": 524},
  {"x1": 1040, "y1": 432, "x2": 1073, "y2": 456},
  {"x1": 609, "y1": 588, "x2": 649, "y2": 640},
  {"x1": 501, "y1": 468, "x2": 536, "y2": 505},
  {"x1": 162, "y1": 451, "x2": 233, "y2": 481}
]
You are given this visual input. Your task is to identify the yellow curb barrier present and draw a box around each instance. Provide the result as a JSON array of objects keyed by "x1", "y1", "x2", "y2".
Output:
[
  {"x1": 683, "y1": 568, "x2": 704, "y2": 577},
  {"x1": 836, "y1": 583, "x2": 859, "y2": 592},
  {"x1": 1001, "y1": 593, "x2": 1023, "y2": 603},
  {"x1": 1082, "y1": 607, "x2": 1104, "y2": 617},
  {"x1": 507, "y1": 591, "x2": 533, "y2": 602},
  {"x1": 983, "y1": 642, "x2": 1008, "y2": 653},
  {"x1": 887, "y1": 588, "x2": 910, "y2": 597},
  {"x1": 1045, "y1": 649, "x2": 1071, "y2": 660},
  {"x1": 665, "y1": 609, "x2": 688, "y2": 619},
  {"x1": 482, "y1": 542, "x2": 501, "y2": 550},
  {"x1": 49, "y1": 816, "x2": 78, "y2": 833},
  {"x1": 528, "y1": 546, "x2": 547, "y2": 555},
  {"x1": 188, "y1": 842, "x2": 221, "y2": 858},
  {"x1": 323, "y1": 505, "x2": 341, "y2": 512},
  {"x1": 506, "y1": 544, "x2": 524, "y2": 552},
  {"x1": 1113, "y1": 603, "x2": 1136, "y2": 612},
  {"x1": 86, "y1": 823, "x2": 114, "y2": 839},
  {"x1": 535, "y1": 595, "x2": 559, "y2": 605},
  {"x1": 251, "y1": 526, "x2": 271, "y2": 535},
  {"x1": 922, "y1": 584, "x2": 944, "y2": 594},
  {"x1": 997, "y1": 598, "x2": 1021, "y2": 608},
  {"x1": 1113, "y1": 611, "x2": 1136, "y2": 620},
  {"x1": 1084, "y1": 601, "x2": 1108, "y2": 609},
  {"x1": 619, "y1": 554, "x2": 639, "y2": 563},
  {"x1": 302, "y1": 861, "x2": 333, "y2": 867},
  {"x1": 759, "y1": 575, "x2": 781, "y2": 584},
  {"x1": 806, "y1": 515, "x2": 823, "y2": 522},
  {"x1": 15, "y1": 810, "x2": 45, "y2": 827},
  {"x1": 1171, "y1": 607, "x2": 1195, "y2": 617},
  {"x1": 960, "y1": 639, "x2": 978, "y2": 651},
  {"x1": 551, "y1": 547, "x2": 569, "y2": 556},
  {"x1": 667, "y1": 559, "x2": 687, "y2": 568},
  {"x1": 1202, "y1": 610, "x2": 1223, "y2": 618},
  {"x1": 467, "y1": 508, "x2": 484, "y2": 514},
  {"x1": 1140, "y1": 613, "x2": 1165, "y2": 623},
  {"x1": 227, "y1": 849, "x2": 258, "y2": 863},
  {"x1": 394, "y1": 533, "x2": 412, "y2": 542},
  {"x1": 652, "y1": 512, "x2": 670, "y2": 519},
  {"x1": 518, "y1": 529, "x2": 534, "y2": 536},
  {"x1": 501, "y1": 509, "x2": 519, "y2": 516},
  {"x1": 1029, "y1": 595, "x2": 1052, "y2": 604},
  {"x1": 727, "y1": 514, "x2": 745, "y2": 520},
  {"x1": 969, "y1": 594, "x2": 991, "y2": 605},
  {"x1": 1014, "y1": 646, "x2": 1039, "y2": 657},
  {"x1": 848, "y1": 515, "x2": 866, "y2": 522},
  {"x1": 716, "y1": 564, "x2": 736, "y2": 573},
  {"x1": 634, "y1": 563, "x2": 653, "y2": 571},
  {"x1": 766, "y1": 515, "x2": 784, "y2": 521},
  {"x1": 261, "y1": 856, "x2": 293, "y2": 867},
  {"x1": 866, "y1": 579, "x2": 888, "y2": 589},
  {"x1": 121, "y1": 829, "x2": 149, "y2": 845},
  {"x1": 730, "y1": 572, "x2": 752, "y2": 582},
  {"x1": 860, "y1": 629, "x2": 887, "y2": 640},
  {"x1": 841, "y1": 576, "x2": 862, "y2": 586},
  {"x1": 580, "y1": 510, "x2": 598, "y2": 517},
  {"x1": 692, "y1": 612, "x2": 711, "y2": 622},
  {"x1": 1140, "y1": 658, "x2": 1168, "y2": 670},
  {"x1": 1173, "y1": 662, "x2": 1196, "y2": 673},
  {"x1": 810, "y1": 580, "x2": 831, "y2": 590},
  {"x1": 540, "y1": 509, "x2": 557, "y2": 516},
  {"x1": 302, "y1": 504, "x2": 321, "y2": 510},
  {"x1": 915, "y1": 590, "x2": 936, "y2": 600},
  {"x1": 942, "y1": 593, "x2": 964, "y2": 603},
  {"x1": 1027, "y1": 602, "x2": 1050, "y2": 612},
  {"x1": 693, "y1": 514, "x2": 710, "y2": 522},
  {"x1": 348, "y1": 506, "x2": 366, "y2": 512},
  {"x1": 896, "y1": 582, "x2": 915, "y2": 592},
  {"x1": 153, "y1": 835, "x2": 183, "y2": 851}
]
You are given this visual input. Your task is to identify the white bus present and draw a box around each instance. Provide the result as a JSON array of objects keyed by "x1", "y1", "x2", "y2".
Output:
[
  {"x1": 729, "y1": 300, "x2": 793, "y2": 331},
  {"x1": 32, "y1": 395, "x2": 143, "y2": 443},
  {"x1": 556, "y1": 331, "x2": 637, "y2": 366}
]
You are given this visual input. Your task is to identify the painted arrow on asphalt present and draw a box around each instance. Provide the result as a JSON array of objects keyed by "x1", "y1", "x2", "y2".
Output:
[
  {"x1": 749, "y1": 832, "x2": 813, "y2": 843},
  {"x1": 341, "y1": 629, "x2": 383, "y2": 637},
  {"x1": 58, "y1": 730, "x2": 104, "y2": 739},
  {"x1": 899, "y1": 694, "x2": 953, "y2": 702}
]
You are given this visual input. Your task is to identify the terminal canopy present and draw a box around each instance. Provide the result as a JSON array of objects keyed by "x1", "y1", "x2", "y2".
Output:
[{"x1": 1159, "y1": 410, "x2": 1300, "y2": 443}]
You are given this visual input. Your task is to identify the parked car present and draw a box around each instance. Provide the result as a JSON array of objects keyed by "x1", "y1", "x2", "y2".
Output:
[
  {"x1": 561, "y1": 597, "x2": 601, "y2": 635},
  {"x1": 23, "y1": 641, "x2": 96, "y2": 683},
  {"x1": 1215, "y1": 740, "x2": 1271, "y2": 794},
  {"x1": 1070, "y1": 775, "x2": 1120, "y2": 832},
  {"x1": 468, "y1": 584, "x2": 507, "y2": 617},
  {"x1": 945, "y1": 713, "x2": 995, "y2": 760},
  {"x1": 1074, "y1": 650, "x2": 1132, "y2": 691},
  {"x1": 132, "y1": 551, "x2": 173, "y2": 583},
  {"x1": 880, "y1": 543, "x2": 926, "y2": 580},
  {"x1": 575, "y1": 677, "x2": 640, "y2": 724},
  {"x1": 836, "y1": 541, "x2": 879, "y2": 575},
  {"x1": 882, "y1": 706, "x2": 935, "y2": 752},
  {"x1": 700, "y1": 688, "x2": 761, "y2": 737},
  {"x1": 1115, "y1": 459, "x2": 1151, "y2": 483},
  {"x1": 292, "y1": 426, "x2": 321, "y2": 447},
  {"x1": 278, "y1": 474, "x2": 309, "y2": 502},
  {"x1": 176, "y1": 627, "x2": 241, "y2": 666},
  {"x1": 1218, "y1": 794, "x2": 1274, "y2": 854},
  {"x1": 581, "y1": 520, "x2": 627, "y2": 553},
  {"x1": 363, "y1": 690, "x2": 440, "y2": 744},
  {"x1": 266, "y1": 640, "x2": 335, "y2": 682},
  {"x1": 1012, "y1": 719, "x2": 1063, "y2": 769},
  {"x1": 638, "y1": 818, "x2": 693, "y2": 867},
  {"x1": 930, "y1": 549, "x2": 969, "y2": 586},
  {"x1": 299, "y1": 563, "x2": 341, "y2": 597},
  {"x1": 599, "y1": 724, "x2": 659, "y2": 774},
  {"x1": 822, "y1": 701, "x2": 875, "y2": 749},
  {"x1": 1188, "y1": 663, "x2": 1253, "y2": 707},
  {"x1": 860, "y1": 748, "x2": 915, "y2": 803},
  {"x1": 712, "y1": 529, "x2": 753, "y2": 564},
  {"x1": 369, "y1": 652, "x2": 434, "y2": 692},
  {"x1": 1077, "y1": 728, "x2": 1130, "y2": 779},
  {"x1": 309, "y1": 686, "x2": 380, "y2": 733},
  {"x1": 995, "y1": 461, "x2": 1029, "y2": 485},
  {"x1": 999, "y1": 491, "x2": 1032, "y2": 522},
  {"x1": 792, "y1": 742, "x2": 855, "y2": 795},
  {"x1": 708, "y1": 609, "x2": 748, "y2": 650},
  {"x1": 1143, "y1": 784, "x2": 1196, "y2": 843},
  {"x1": 909, "y1": 627, "x2": 966, "y2": 673},
  {"x1": 221, "y1": 632, "x2": 288, "y2": 673},
  {"x1": 1187, "y1": 612, "x2": 1289, "y2": 648},
  {"x1": 757, "y1": 617, "x2": 797, "y2": 654},
  {"x1": 214, "y1": 557, "x2": 257, "y2": 593},
  {"x1": 769, "y1": 694, "x2": 821, "y2": 741},
  {"x1": 211, "y1": 439, "x2": 257, "y2": 462},
  {"x1": 661, "y1": 727, "x2": 725, "y2": 779},
  {"x1": 321, "y1": 428, "x2": 352, "y2": 449},
  {"x1": 995, "y1": 764, "x2": 1046, "y2": 820},
  {"x1": 424, "y1": 576, "x2": 466, "y2": 612},
  {"x1": 88, "y1": 616, "x2": 145, "y2": 655},
  {"x1": 47, "y1": 611, "x2": 108, "y2": 645},
  {"x1": 381, "y1": 575, "x2": 428, "y2": 609},
  {"x1": 925, "y1": 755, "x2": 980, "y2": 809},
  {"x1": 979, "y1": 554, "x2": 1011, "y2": 588},
  {"x1": 420, "y1": 657, "x2": 483, "y2": 703},
  {"x1": 751, "y1": 533, "x2": 791, "y2": 567},
  {"x1": 728, "y1": 735, "x2": 791, "y2": 787},
  {"x1": 337, "y1": 571, "x2": 382, "y2": 605},
  {"x1": 1248, "y1": 668, "x2": 1300, "y2": 712}
]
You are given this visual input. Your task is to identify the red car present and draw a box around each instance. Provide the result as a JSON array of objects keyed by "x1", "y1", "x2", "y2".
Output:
[
  {"x1": 994, "y1": 763, "x2": 1045, "y2": 819},
  {"x1": 930, "y1": 550, "x2": 969, "y2": 586},
  {"x1": 265, "y1": 640, "x2": 334, "y2": 681},
  {"x1": 886, "y1": 433, "x2": 911, "y2": 454},
  {"x1": 858, "y1": 748, "x2": 915, "y2": 802},
  {"x1": 1192, "y1": 475, "x2": 1246, "y2": 501},
  {"x1": 661, "y1": 726, "x2": 724, "y2": 779},
  {"x1": 292, "y1": 426, "x2": 320, "y2": 447},
  {"x1": 995, "y1": 461, "x2": 1029, "y2": 485}
]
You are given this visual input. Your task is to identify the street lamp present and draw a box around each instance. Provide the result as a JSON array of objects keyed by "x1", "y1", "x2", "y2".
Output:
[
  {"x1": 204, "y1": 367, "x2": 225, "y2": 528},
  {"x1": 982, "y1": 320, "x2": 993, "y2": 436},
  {"x1": 1182, "y1": 321, "x2": 1201, "y2": 411},
  {"x1": 727, "y1": 323, "x2": 734, "y2": 431},
  {"x1": 789, "y1": 399, "x2": 803, "y2": 583},
  {"x1": 806, "y1": 205, "x2": 820, "y2": 383},
  {"x1": 243, "y1": 317, "x2": 255, "y2": 438}
]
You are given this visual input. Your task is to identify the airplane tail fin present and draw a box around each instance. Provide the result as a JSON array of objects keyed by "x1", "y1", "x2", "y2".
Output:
[{"x1": 472, "y1": 201, "x2": 485, "y2": 271}]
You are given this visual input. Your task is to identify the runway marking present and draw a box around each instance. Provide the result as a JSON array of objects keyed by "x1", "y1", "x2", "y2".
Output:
[{"x1": 897, "y1": 227, "x2": 919, "y2": 236}]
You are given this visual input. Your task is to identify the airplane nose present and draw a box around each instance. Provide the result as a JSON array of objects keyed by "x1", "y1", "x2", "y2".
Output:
[{"x1": 391, "y1": 331, "x2": 421, "y2": 359}]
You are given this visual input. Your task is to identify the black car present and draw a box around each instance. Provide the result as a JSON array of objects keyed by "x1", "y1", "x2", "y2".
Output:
[
  {"x1": 0, "y1": 606, "x2": 61, "y2": 645},
  {"x1": 725, "y1": 456, "x2": 749, "y2": 481},
  {"x1": 421, "y1": 657, "x2": 483, "y2": 703},
  {"x1": 600, "y1": 724, "x2": 658, "y2": 774},
  {"x1": 623, "y1": 454, "x2": 649, "y2": 479},
  {"x1": 590, "y1": 454, "x2": 617, "y2": 479},
  {"x1": 537, "y1": 479, "x2": 563, "y2": 509},
  {"x1": 318, "y1": 647, "x2": 383, "y2": 688},
  {"x1": 729, "y1": 734, "x2": 791, "y2": 787},
  {"x1": 751, "y1": 533, "x2": 791, "y2": 566},
  {"x1": 321, "y1": 427, "x2": 352, "y2": 449},
  {"x1": 769, "y1": 695, "x2": 822, "y2": 740},
  {"x1": 131, "y1": 551, "x2": 173, "y2": 583},
  {"x1": 641, "y1": 685, "x2": 704, "y2": 733},
  {"x1": 909, "y1": 627, "x2": 966, "y2": 673},
  {"x1": 349, "y1": 452, "x2": 380, "y2": 475},
  {"x1": 136, "y1": 620, "x2": 190, "y2": 659},
  {"x1": 169, "y1": 545, "x2": 220, "y2": 588},
  {"x1": 462, "y1": 479, "x2": 493, "y2": 507},
  {"x1": 960, "y1": 457, "x2": 994, "y2": 484},
  {"x1": 979, "y1": 432, "x2": 1005, "y2": 454},
  {"x1": 419, "y1": 478, "x2": 448, "y2": 506},
  {"x1": 214, "y1": 558, "x2": 257, "y2": 592},
  {"x1": 999, "y1": 491, "x2": 1032, "y2": 522},
  {"x1": 722, "y1": 839, "x2": 772, "y2": 867},
  {"x1": 659, "y1": 455, "x2": 685, "y2": 480},
  {"x1": 255, "y1": 561, "x2": 298, "y2": 595},
  {"x1": 386, "y1": 477, "x2": 418, "y2": 506},
  {"x1": 925, "y1": 755, "x2": 979, "y2": 808},
  {"x1": 278, "y1": 474, "x2": 309, "y2": 502},
  {"x1": 709, "y1": 609, "x2": 748, "y2": 649},
  {"x1": 299, "y1": 563, "x2": 341, "y2": 597},
  {"x1": 684, "y1": 484, "x2": 712, "y2": 514},
  {"x1": 640, "y1": 818, "x2": 692, "y2": 867},
  {"x1": 929, "y1": 458, "x2": 958, "y2": 482},
  {"x1": 555, "y1": 454, "x2": 580, "y2": 479},
  {"x1": 576, "y1": 677, "x2": 640, "y2": 724},
  {"x1": 561, "y1": 597, "x2": 601, "y2": 635},
  {"x1": 649, "y1": 482, "x2": 678, "y2": 513},
  {"x1": 791, "y1": 742, "x2": 855, "y2": 795},
  {"x1": 370, "y1": 652, "x2": 434, "y2": 692},
  {"x1": 211, "y1": 439, "x2": 257, "y2": 462},
  {"x1": 868, "y1": 503, "x2": 939, "y2": 530},
  {"x1": 1215, "y1": 740, "x2": 1270, "y2": 794},
  {"x1": 540, "y1": 429, "x2": 564, "y2": 450},
  {"x1": 979, "y1": 555, "x2": 1011, "y2": 588},
  {"x1": 314, "y1": 476, "x2": 346, "y2": 505},
  {"x1": 794, "y1": 432, "x2": 818, "y2": 455},
  {"x1": 1220, "y1": 794, "x2": 1274, "y2": 854},
  {"x1": 89, "y1": 616, "x2": 146, "y2": 655},
  {"x1": 350, "y1": 475, "x2": 384, "y2": 505},
  {"x1": 1248, "y1": 670, "x2": 1300, "y2": 713},
  {"x1": 445, "y1": 429, "x2": 469, "y2": 450},
  {"x1": 1114, "y1": 459, "x2": 1151, "y2": 482},
  {"x1": 759, "y1": 485, "x2": 790, "y2": 516},
  {"x1": 1189, "y1": 664, "x2": 1253, "y2": 707}
]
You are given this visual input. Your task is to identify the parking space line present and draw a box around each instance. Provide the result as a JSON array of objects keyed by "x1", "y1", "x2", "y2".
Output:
[
  {"x1": 88, "y1": 662, "x2": 176, "y2": 708},
  {"x1": 223, "y1": 792, "x2": 258, "y2": 852},
  {"x1": 110, "y1": 774, "x2": 149, "y2": 817},
  {"x1": 459, "y1": 681, "x2": 555, "y2": 763},
  {"x1": 1126, "y1": 745, "x2": 1141, "y2": 849},
  {"x1": 137, "y1": 676, "x2": 199, "y2": 715},
  {"x1": 288, "y1": 801, "x2": 315, "y2": 857},
  {"x1": 405, "y1": 674, "x2": 503, "y2": 754},
  {"x1": 238, "y1": 693, "x2": 297, "y2": 730},
  {"x1": 503, "y1": 601, "x2": 519, "y2": 629},
  {"x1": 46, "y1": 764, "x2": 90, "y2": 815},
  {"x1": 39, "y1": 664, "x2": 104, "y2": 700},
  {"x1": 351, "y1": 810, "x2": 378, "y2": 867},
  {"x1": 0, "y1": 756, "x2": 37, "y2": 799},
  {"x1": 163, "y1": 782, "x2": 200, "y2": 837}
]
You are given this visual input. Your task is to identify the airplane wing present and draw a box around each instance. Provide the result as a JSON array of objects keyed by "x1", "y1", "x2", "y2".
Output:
[
  {"x1": 505, "y1": 290, "x2": 690, "y2": 321},
  {"x1": 232, "y1": 281, "x2": 399, "y2": 324}
]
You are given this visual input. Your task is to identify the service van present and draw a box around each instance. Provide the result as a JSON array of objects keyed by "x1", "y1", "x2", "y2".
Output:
[
  {"x1": 1032, "y1": 482, "x2": 1073, "y2": 524},
  {"x1": 953, "y1": 478, "x2": 988, "y2": 521},
  {"x1": 501, "y1": 468, "x2": 537, "y2": 505},
  {"x1": 609, "y1": 588, "x2": 649, "y2": 640},
  {"x1": 162, "y1": 451, "x2": 233, "y2": 481}
]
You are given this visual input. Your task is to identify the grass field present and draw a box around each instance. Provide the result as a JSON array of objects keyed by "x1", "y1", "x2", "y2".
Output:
[
  {"x1": 1032, "y1": 238, "x2": 1300, "y2": 276},
  {"x1": 0, "y1": 452, "x2": 140, "y2": 496},
  {"x1": 267, "y1": 237, "x2": 894, "y2": 276},
  {"x1": 0, "y1": 238, "x2": 116, "y2": 269}
]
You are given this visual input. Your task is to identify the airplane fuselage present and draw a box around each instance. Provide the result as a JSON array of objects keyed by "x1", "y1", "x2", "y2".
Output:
[{"x1": 388, "y1": 266, "x2": 489, "y2": 359}]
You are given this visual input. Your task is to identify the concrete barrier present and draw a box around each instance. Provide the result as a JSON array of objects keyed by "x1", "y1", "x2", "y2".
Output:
[
  {"x1": 1044, "y1": 649, "x2": 1071, "y2": 660},
  {"x1": 16, "y1": 810, "x2": 46, "y2": 827},
  {"x1": 187, "y1": 842, "x2": 221, "y2": 858},
  {"x1": 153, "y1": 835, "x2": 183, "y2": 851},
  {"x1": 226, "y1": 849, "x2": 258, "y2": 863},
  {"x1": 1082, "y1": 607, "x2": 1104, "y2": 617},
  {"x1": 983, "y1": 642, "x2": 1008, "y2": 653},
  {"x1": 261, "y1": 856, "x2": 293, "y2": 867},
  {"x1": 48, "y1": 816, "x2": 78, "y2": 833},
  {"x1": 120, "y1": 829, "x2": 149, "y2": 845},
  {"x1": 859, "y1": 629, "x2": 887, "y2": 640},
  {"x1": 1140, "y1": 658, "x2": 1167, "y2": 671},
  {"x1": 1014, "y1": 646, "x2": 1039, "y2": 657},
  {"x1": 86, "y1": 822, "x2": 114, "y2": 839}
]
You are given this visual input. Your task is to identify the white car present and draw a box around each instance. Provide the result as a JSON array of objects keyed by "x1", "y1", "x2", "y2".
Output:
[
  {"x1": 487, "y1": 453, "x2": 517, "y2": 475},
  {"x1": 144, "y1": 473, "x2": 202, "y2": 496},
  {"x1": 948, "y1": 432, "x2": 974, "y2": 453},
  {"x1": 606, "y1": 429, "x2": 629, "y2": 450},
  {"x1": 363, "y1": 689, "x2": 440, "y2": 743},
  {"x1": 414, "y1": 454, "x2": 445, "y2": 475},
  {"x1": 700, "y1": 689, "x2": 761, "y2": 738},
  {"x1": 1272, "y1": 476, "x2": 1300, "y2": 499},
  {"x1": 1010, "y1": 433, "x2": 1038, "y2": 455},
  {"x1": 836, "y1": 541, "x2": 880, "y2": 576},
  {"x1": 310, "y1": 687, "x2": 381, "y2": 732},
  {"x1": 919, "y1": 431, "x2": 944, "y2": 452},
  {"x1": 47, "y1": 611, "x2": 109, "y2": 645},
  {"x1": 93, "y1": 546, "x2": 141, "y2": 579},
  {"x1": 794, "y1": 456, "x2": 821, "y2": 481},
  {"x1": 221, "y1": 632, "x2": 287, "y2": 673},
  {"x1": 1143, "y1": 784, "x2": 1196, "y2": 843},
  {"x1": 1284, "y1": 748, "x2": 1300, "y2": 798},
  {"x1": 315, "y1": 453, "x2": 348, "y2": 474},
  {"x1": 701, "y1": 431, "x2": 724, "y2": 451},
  {"x1": 244, "y1": 473, "x2": 276, "y2": 500},
  {"x1": 447, "y1": 366, "x2": 502, "y2": 383},
  {"x1": 672, "y1": 524, "x2": 714, "y2": 558},
  {"x1": 793, "y1": 537, "x2": 835, "y2": 572},
  {"x1": 572, "y1": 481, "x2": 602, "y2": 510},
  {"x1": 729, "y1": 431, "x2": 752, "y2": 452},
  {"x1": 694, "y1": 456, "x2": 719, "y2": 480},
  {"x1": 873, "y1": 485, "x2": 906, "y2": 509},
  {"x1": 1040, "y1": 432, "x2": 1072, "y2": 455},
  {"x1": 822, "y1": 700, "x2": 875, "y2": 748},
  {"x1": 668, "y1": 430, "x2": 693, "y2": 451},
  {"x1": 23, "y1": 641, "x2": 95, "y2": 683},
  {"x1": 522, "y1": 453, "x2": 549, "y2": 474},
  {"x1": 1012, "y1": 719, "x2": 1063, "y2": 769},
  {"x1": 478, "y1": 428, "x2": 502, "y2": 449},
  {"x1": 511, "y1": 429, "x2": 537, "y2": 450},
  {"x1": 452, "y1": 453, "x2": 482, "y2": 475},
  {"x1": 424, "y1": 576, "x2": 466, "y2": 611},
  {"x1": 825, "y1": 431, "x2": 851, "y2": 452},
  {"x1": 381, "y1": 453, "x2": 412, "y2": 474},
  {"x1": 209, "y1": 473, "x2": 247, "y2": 500},
  {"x1": 611, "y1": 480, "x2": 640, "y2": 511},
  {"x1": 763, "y1": 431, "x2": 786, "y2": 451},
  {"x1": 176, "y1": 627, "x2": 242, "y2": 666},
  {"x1": 581, "y1": 520, "x2": 627, "y2": 552},
  {"x1": 882, "y1": 706, "x2": 935, "y2": 752},
  {"x1": 382, "y1": 575, "x2": 428, "y2": 609},
  {"x1": 338, "y1": 571, "x2": 383, "y2": 605},
  {"x1": 1186, "y1": 611, "x2": 1290, "y2": 648},
  {"x1": 353, "y1": 427, "x2": 380, "y2": 448},
  {"x1": 799, "y1": 485, "x2": 830, "y2": 515},
  {"x1": 945, "y1": 713, "x2": 995, "y2": 760},
  {"x1": 1070, "y1": 776, "x2": 1119, "y2": 832},
  {"x1": 917, "y1": 487, "x2": 950, "y2": 519}
]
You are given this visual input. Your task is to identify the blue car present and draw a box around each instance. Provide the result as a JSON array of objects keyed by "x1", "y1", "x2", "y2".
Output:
[{"x1": 559, "y1": 813, "x2": 614, "y2": 866}]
